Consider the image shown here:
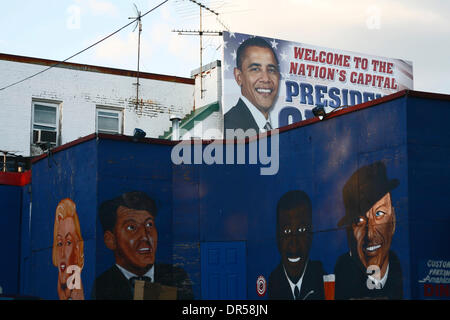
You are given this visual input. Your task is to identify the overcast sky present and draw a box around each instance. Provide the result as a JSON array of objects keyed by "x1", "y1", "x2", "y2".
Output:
[{"x1": 1, "y1": 0, "x2": 449, "y2": 94}]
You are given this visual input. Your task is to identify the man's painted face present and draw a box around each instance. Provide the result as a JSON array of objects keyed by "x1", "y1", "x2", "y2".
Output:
[
  {"x1": 55, "y1": 217, "x2": 80, "y2": 285},
  {"x1": 112, "y1": 206, "x2": 157, "y2": 275},
  {"x1": 351, "y1": 192, "x2": 395, "y2": 274},
  {"x1": 234, "y1": 46, "x2": 280, "y2": 117},
  {"x1": 277, "y1": 205, "x2": 312, "y2": 283}
]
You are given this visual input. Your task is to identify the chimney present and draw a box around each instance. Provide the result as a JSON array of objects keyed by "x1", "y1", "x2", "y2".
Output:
[{"x1": 170, "y1": 115, "x2": 182, "y2": 141}]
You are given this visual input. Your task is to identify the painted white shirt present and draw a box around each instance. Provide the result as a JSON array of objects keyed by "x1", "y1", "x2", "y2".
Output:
[
  {"x1": 116, "y1": 263, "x2": 154, "y2": 283},
  {"x1": 240, "y1": 95, "x2": 274, "y2": 132},
  {"x1": 349, "y1": 251, "x2": 389, "y2": 288},
  {"x1": 368, "y1": 263, "x2": 389, "y2": 288},
  {"x1": 283, "y1": 260, "x2": 309, "y2": 299}
]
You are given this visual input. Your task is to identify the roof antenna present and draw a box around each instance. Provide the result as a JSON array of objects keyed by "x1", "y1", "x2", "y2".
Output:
[
  {"x1": 172, "y1": 0, "x2": 224, "y2": 106},
  {"x1": 129, "y1": 4, "x2": 143, "y2": 112}
]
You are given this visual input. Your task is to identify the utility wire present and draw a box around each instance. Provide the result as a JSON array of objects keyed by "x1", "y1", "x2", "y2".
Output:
[{"x1": 0, "y1": 0, "x2": 168, "y2": 92}]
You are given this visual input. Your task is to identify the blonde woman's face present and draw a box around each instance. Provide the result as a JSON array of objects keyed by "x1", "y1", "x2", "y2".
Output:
[{"x1": 55, "y1": 217, "x2": 80, "y2": 284}]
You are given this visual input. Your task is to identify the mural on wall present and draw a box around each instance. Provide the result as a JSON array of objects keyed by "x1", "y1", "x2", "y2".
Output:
[
  {"x1": 268, "y1": 190, "x2": 325, "y2": 300},
  {"x1": 418, "y1": 259, "x2": 450, "y2": 299},
  {"x1": 334, "y1": 161, "x2": 403, "y2": 299},
  {"x1": 23, "y1": 92, "x2": 450, "y2": 300},
  {"x1": 46, "y1": 162, "x2": 405, "y2": 301},
  {"x1": 52, "y1": 198, "x2": 85, "y2": 300},
  {"x1": 91, "y1": 191, "x2": 194, "y2": 300}
]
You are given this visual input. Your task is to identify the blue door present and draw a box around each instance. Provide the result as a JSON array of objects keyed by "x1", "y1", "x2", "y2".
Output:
[{"x1": 201, "y1": 241, "x2": 246, "y2": 300}]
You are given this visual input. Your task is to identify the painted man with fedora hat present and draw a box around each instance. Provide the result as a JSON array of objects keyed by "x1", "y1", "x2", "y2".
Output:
[{"x1": 334, "y1": 161, "x2": 403, "y2": 299}]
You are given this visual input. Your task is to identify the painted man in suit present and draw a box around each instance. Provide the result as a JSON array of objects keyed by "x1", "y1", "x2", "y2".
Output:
[
  {"x1": 334, "y1": 161, "x2": 403, "y2": 299},
  {"x1": 224, "y1": 37, "x2": 280, "y2": 134},
  {"x1": 91, "y1": 191, "x2": 193, "y2": 300},
  {"x1": 268, "y1": 190, "x2": 325, "y2": 300}
]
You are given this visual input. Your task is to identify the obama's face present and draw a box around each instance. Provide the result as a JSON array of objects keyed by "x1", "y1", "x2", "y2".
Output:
[
  {"x1": 105, "y1": 206, "x2": 158, "y2": 276},
  {"x1": 277, "y1": 204, "x2": 312, "y2": 283},
  {"x1": 350, "y1": 193, "x2": 396, "y2": 275},
  {"x1": 234, "y1": 46, "x2": 280, "y2": 118}
]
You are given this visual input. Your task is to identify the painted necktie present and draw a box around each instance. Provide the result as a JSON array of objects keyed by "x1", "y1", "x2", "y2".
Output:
[
  {"x1": 129, "y1": 276, "x2": 152, "y2": 288},
  {"x1": 294, "y1": 285, "x2": 300, "y2": 300}
]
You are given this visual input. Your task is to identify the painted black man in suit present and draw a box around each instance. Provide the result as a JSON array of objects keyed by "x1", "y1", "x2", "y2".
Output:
[{"x1": 268, "y1": 190, "x2": 325, "y2": 300}]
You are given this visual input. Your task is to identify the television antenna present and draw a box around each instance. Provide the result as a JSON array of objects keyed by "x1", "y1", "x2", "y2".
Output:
[
  {"x1": 129, "y1": 3, "x2": 143, "y2": 111},
  {"x1": 173, "y1": 0, "x2": 226, "y2": 103}
]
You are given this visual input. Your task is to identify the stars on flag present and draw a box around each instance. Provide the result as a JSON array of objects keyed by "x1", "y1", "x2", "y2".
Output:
[
  {"x1": 280, "y1": 72, "x2": 290, "y2": 80},
  {"x1": 279, "y1": 51, "x2": 288, "y2": 61},
  {"x1": 270, "y1": 39, "x2": 279, "y2": 50},
  {"x1": 230, "y1": 49, "x2": 237, "y2": 61}
]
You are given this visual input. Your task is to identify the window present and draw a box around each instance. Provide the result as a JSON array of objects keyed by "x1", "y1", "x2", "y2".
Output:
[
  {"x1": 96, "y1": 107, "x2": 123, "y2": 134},
  {"x1": 32, "y1": 101, "x2": 59, "y2": 148}
]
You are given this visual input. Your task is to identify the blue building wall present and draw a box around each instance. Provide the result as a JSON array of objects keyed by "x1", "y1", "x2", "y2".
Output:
[
  {"x1": 95, "y1": 139, "x2": 175, "y2": 293},
  {"x1": 181, "y1": 96, "x2": 411, "y2": 299},
  {"x1": 172, "y1": 162, "x2": 202, "y2": 298},
  {"x1": 25, "y1": 138, "x2": 98, "y2": 299},
  {"x1": 19, "y1": 184, "x2": 31, "y2": 296},
  {"x1": 15, "y1": 91, "x2": 449, "y2": 300},
  {"x1": 0, "y1": 184, "x2": 24, "y2": 295},
  {"x1": 407, "y1": 95, "x2": 450, "y2": 299}
]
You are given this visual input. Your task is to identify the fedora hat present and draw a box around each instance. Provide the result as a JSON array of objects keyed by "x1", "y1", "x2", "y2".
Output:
[{"x1": 338, "y1": 161, "x2": 399, "y2": 228}]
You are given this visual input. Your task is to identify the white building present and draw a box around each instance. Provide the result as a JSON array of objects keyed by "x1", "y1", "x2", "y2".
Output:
[
  {"x1": 0, "y1": 53, "x2": 223, "y2": 166},
  {"x1": 160, "y1": 60, "x2": 223, "y2": 141}
]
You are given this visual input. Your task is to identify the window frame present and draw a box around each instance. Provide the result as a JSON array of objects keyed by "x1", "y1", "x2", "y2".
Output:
[
  {"x1": 31, "y1": 100, "x2": 61, "y2": 147},
  {"x1": 95, "y1": 106, "x2": 123, "y2": 135}
]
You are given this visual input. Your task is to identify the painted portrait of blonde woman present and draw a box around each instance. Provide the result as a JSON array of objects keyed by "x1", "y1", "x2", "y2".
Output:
[{"x1": 52, "y1": 198, "x2": 85, "y2": 300}]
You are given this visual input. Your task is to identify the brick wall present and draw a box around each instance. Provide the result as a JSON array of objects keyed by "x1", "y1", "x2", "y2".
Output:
[{"x1": 0, "y1": 57, "x2": 195, "y2": 156}]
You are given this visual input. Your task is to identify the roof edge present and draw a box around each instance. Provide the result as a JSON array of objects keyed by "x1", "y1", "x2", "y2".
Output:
[
  {"x1": 406, "y1": 90, "x2": 450, "y2": 101},
  {"x1": 29, "y1": 90, "x2": 450, "y2": 163},
  {"x1": 0, "y1": 53, "x2": 195, "y2": 85},
  {"x1": 31, "y1": 133, "x2": 179, "y2": 165},
  {"x1": 31, "y1": 133, "x2": 98, "y2": 165}
]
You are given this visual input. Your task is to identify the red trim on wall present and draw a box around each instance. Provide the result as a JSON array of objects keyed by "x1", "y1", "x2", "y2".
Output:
[
  {"x1": 203, "y1": 89, "x2": 450, "y2": 144},
  {"x1": 31, "y1": 133, "x2": 178, "y2": 165},
  {"x1": 275, "y1": 90, "x2": 408, "y2": 136},
  {"x1": 29, "y1": 89, "x2": 450, "y2": 164},
  {"x1": 31, "y1": 133, "x2": 97, "y2": 164},
  {"x1": 97, "y1": 133, "x2": 177, "y2": 146},
  {"x1": 0, "y1": 170, "x2": 31, "y2": 186},
  {"x1": 217, "y1": 90, "x2": 410, "y2": 144},
  {"x1": 407, "y1": 90, "x2": 450, "y2": 101}
]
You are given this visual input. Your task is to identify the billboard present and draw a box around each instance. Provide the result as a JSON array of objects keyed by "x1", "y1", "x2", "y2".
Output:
[{"x1": 222, "y1": 31, "x2": 413, "y2": 131}]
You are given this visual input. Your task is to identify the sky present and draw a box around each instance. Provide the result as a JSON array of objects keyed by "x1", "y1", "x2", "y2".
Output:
[{"x1": 0, "y1": 0, "x2": 449, "y2": 94}]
